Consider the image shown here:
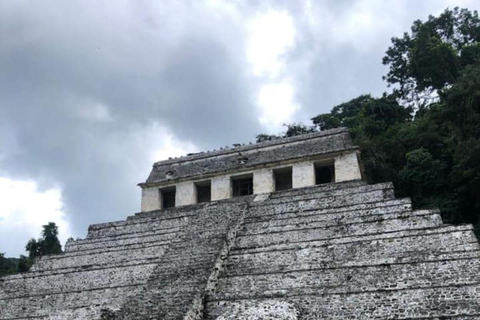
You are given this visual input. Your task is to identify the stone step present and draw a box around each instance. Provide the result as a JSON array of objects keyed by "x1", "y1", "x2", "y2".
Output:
[
  {"x1": 245, "y1": 198, "x2": 412, "y2": 223},
  {"x1": 0, "y1": 317, "x2": 47, "y2": 320},
  {"x1": 240, "y1": 209, "x2": 440, "y2": 236},
  {"x1": 131, "y1": 200, "x2": 247, "y2": 220},
  {"x1": 0, "y1": 284, "x2": 138, "y2": 320},
  {"x1": 234, "y1": 225, "x2": 478, "y2": 255},
  {"x1": 253, "y1": 183, "x2": 395, "y2": 208},
  {"x1": 30, "y1": 242, "x2": 169, "y2": 272},
  {"x1": 84, "y1": 201, "x2": 246, "y2": 241},
  {"x1": 205, "y1": 283, "x2": 480, "y2": 320},
  {"x1": 2, "y1": 257, "x2": 167, "y2": 280},
  {"x1": 264, "y1": 180, "x2": 376, "y2": 203},
  {"x1": 84, "y1": 213, "x2": 192, "y2": 240},
  {"x1": 48, "y1": 307, "x2": 107, "y2": 320},
  {"x1": 237, "y1": 224, "x2": 477, "y2": 254},
  {"x1": 236, "y1": 213, "x2": 443, "y2": 248},
  {"x1": 250, "y1": 189, "x2": 396, "y2": 219},
  {"x1": 0, "y1": 263, "x2": 156, "y2": 299},
  {"x1": 266, "y1": 180, "x2": 367, "y2": 199},
  {"x1": 225, "y1": 226, "x2": 479, "y2": 277},
  {"x1": 82, "y1": 217, "x2": 189, "y2": 241},
  {"x1": 66, "y1": 228, "x2": 183, "y2": 253},
  {"x1": 212, "y1": 257, "x2": 480, "y2": 300}
]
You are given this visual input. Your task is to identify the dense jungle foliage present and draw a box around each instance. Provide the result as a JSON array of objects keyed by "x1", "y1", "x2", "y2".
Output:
[{"x1": 258, "y1": 7, "x2": 480, "y2": 237}]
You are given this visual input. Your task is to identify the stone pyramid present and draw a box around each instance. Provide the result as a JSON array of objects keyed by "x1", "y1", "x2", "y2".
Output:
[{"x1": 1, "y1": 128, "x2": 479, "y2": 319}]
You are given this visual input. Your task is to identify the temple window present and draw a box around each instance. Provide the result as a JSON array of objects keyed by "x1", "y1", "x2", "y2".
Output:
[
  {"x1": 274, "y1": 167, "x2": 293, "y2": 191},
  {"x1": 315, "y1": 163, "x2": 335, "y2": 184},
  {"x1": 161, "y1": 187, "x2": 176, "y2": 209},
  {"x1": 232, "y1": 175, "x2": 253, "y2": 197},
  {"x1": 196, "y1": 181, "x2": 211, "y2": 203}
]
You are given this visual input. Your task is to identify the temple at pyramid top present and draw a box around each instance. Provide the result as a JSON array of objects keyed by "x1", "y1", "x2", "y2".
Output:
[{"x1": 139, "y1": 127, "x2": 363, "y2": 212}]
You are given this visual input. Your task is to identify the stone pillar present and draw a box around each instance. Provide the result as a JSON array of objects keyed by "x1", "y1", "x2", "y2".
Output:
[
  {"x1": 292, "y1": 161, "x2": 315, "y2": 188},
  {"x1": 141, "y1": 187, "x2": 160, "y2": 212},
  {"x1": 211, "y1": 175, "x2": 231, "y2": 201},
  {"x1": 335, "y1": 151, "x2": 362, "y2": 182},
  {"x1": 176, "y1": 181, "x2": 196, "y2": 206},
  {"x1": 253, "y1": 169, "x2": 274, "y2": 194}
]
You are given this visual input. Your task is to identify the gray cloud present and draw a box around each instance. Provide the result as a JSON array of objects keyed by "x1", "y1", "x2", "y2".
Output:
[
  {"x1": 0, "y1": 1, "x2": 261, "y2": 255},
  {"x1": 1, "y1": 0, "x2": 478, "y2": 255}
]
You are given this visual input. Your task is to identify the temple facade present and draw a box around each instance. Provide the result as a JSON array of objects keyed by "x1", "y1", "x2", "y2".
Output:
[
  {"x1": 1, "y1": 128, "x2": 480, "y2": 320},
  {"x1": 140, "y1": 128, "x2": 362, "y2": 211}
]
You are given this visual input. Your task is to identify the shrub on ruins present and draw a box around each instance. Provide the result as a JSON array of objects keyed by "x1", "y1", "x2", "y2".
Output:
[
  {"x1": 255, "y1": 123, "x2": 317, "y2": 143},
  {"x1": 255, "y1": 133, "x2": 281, "y2": 143},
  {"x1": 25, "y1": 222, "x2": 63, "y2": 261},
  {"x1": 0, "y1": 253, "x2": 18, "y2": 276},
  {"x1": 17, "y1": 255, "x2": 32, "y2": 273}
]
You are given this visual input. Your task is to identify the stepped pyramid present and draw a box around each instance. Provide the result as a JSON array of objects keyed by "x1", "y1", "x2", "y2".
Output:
[{"x1": 1, "y1": 128, "x2": 480, "y2": 320}]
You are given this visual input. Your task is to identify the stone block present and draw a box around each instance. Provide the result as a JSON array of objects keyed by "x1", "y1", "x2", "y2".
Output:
[
  {"x1": 176, "y1": 181, "x2": 196, "y2": 206},
  {"x1": 292, "y1": 161, "x2": 315, "y2": 188},
  {"x1": 141, "y1": 187, "x2": 160, "y2": 212},
  {"x1": 253, "y1": 169, "x2": 274, "y2": 194},
  {"x1": 212, "y1": 175, "x2": 231, "y2": 201},
  {"x1": 334, "y1": 150, "x2": 362, "y2": 182}
]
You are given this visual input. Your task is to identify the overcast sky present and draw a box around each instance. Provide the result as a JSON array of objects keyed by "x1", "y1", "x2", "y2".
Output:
[{"x1": 1, "y1": 0, "x2": 479, "y2": 257}]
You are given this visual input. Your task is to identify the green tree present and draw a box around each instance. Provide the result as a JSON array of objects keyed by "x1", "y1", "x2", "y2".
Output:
[
  {"x1": 399, "y1": 148, "x2": 447, "y2": 207},
  {"x1": 383, "y1": 7, "x2": 480, "y2": 105},
  {"x1": 26, "y1": 238, "x2": 41, "y2": 259},
  {"x1": 0, "y1": 253, "x2": 18, "y2": 276},
  {"x1": 311, "y1": 94, "x2": 372, "y2": 131},
  {"x1": 25, "y1": 222, "x2": 63, "y2": 270},
  {"x1": 256, "y1": 7, "x2": 480, "y2": 238},
  {"x1": 255, "y1": 123, "x2": 316, "y2": 143},
  {"x1": 284, "y1": 123, "x2": 317, "y2": 137},
  {"x1": 255, "y1": 133, "x2": 281, "y2": 143},
  {"x1": 17, "y1": 255, "x2": 32, "y2": 273},
  {"x1": 41, "y1": 222, "x2": 62, "y2": 255}
]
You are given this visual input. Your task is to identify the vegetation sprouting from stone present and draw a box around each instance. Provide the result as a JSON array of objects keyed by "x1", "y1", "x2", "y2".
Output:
[
  {"x1": 0, "y1": 222, "x2": 63, "y2": 276},
  {"x1": 257, "y1": 7, "x2": 480, "y2": 238}
]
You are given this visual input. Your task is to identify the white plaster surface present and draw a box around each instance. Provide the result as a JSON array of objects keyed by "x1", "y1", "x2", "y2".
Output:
[
  {"x1": 212, "y1": 175, "x2": 231, "y2": 201},
  {"x1": 253, "y1": 169, "x2": 274, "y2": 194},
  {"x1": 335, "y1": 151, "x2": 362, "y2": 182},
  {"x1": 141, "y1": 187, "x2": 160, "y2": 212},
  {"x1": 176, "y1": 181, "x2": 196, "y2": 206},
  {"x1": 292, "y1": 161, "x2": 315, "y2": 188}
]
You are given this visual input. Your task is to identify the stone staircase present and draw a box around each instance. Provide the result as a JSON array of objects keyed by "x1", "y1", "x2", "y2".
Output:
[
  {"x1": 0, "y1": 201, "x2": 246, "y2": 320},
  {"x1": 1, "y1": 181, "x2": 479, "y2": 320},
  {"x1": 204, "y1": 181, "x2": 480, "y2": 320}
]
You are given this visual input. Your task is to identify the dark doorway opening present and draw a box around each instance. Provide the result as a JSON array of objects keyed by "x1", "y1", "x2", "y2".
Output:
[
  {"x1": 161, "y1": 187, "x2": 176, "y2": 209},
  {"x1": 315, "y1": 164, "x2": 335, "y2": 185},
  {"x1": 232, "y1": 175, "x2": 253, "y2": 197},
  {"x1": 196, "y1": 181, "x2": 211, "y2": 203},
  {"x1": 274, "y1": 167, "x2": 293, "y2": 191}
]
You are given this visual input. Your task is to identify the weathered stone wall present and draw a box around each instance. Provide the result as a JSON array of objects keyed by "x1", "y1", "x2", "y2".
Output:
[
  {"x1": 139, "y1": 129, "x2": 365, "y2": 212},
  {"x1": 1, "y1": 181, "x2": 479, "y2": 320},
  {"x1": 176, "y1": 181, "x2": 196, "y2": 206},
  {"x1": 204, "y1": 182, "x2": 480, "y2": 320},
  {"x1": 253, "y1": 169, "x2": 274, "y2": 194},
  {"x1": 212, "y1": 175, "x2": 231, "y2": 201},
  {"x1": 140, "y1": 186, "x2": 159, "y2": 212},
  {"x1": 334, "y1": 150, "x2": 362, "y2": 182},
  {"x1": 292, "y1": 161, "x2": 315, "y2": 188},
  {"x1": 144, "y1": 128, "x2": 353, "y2": 185}
]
